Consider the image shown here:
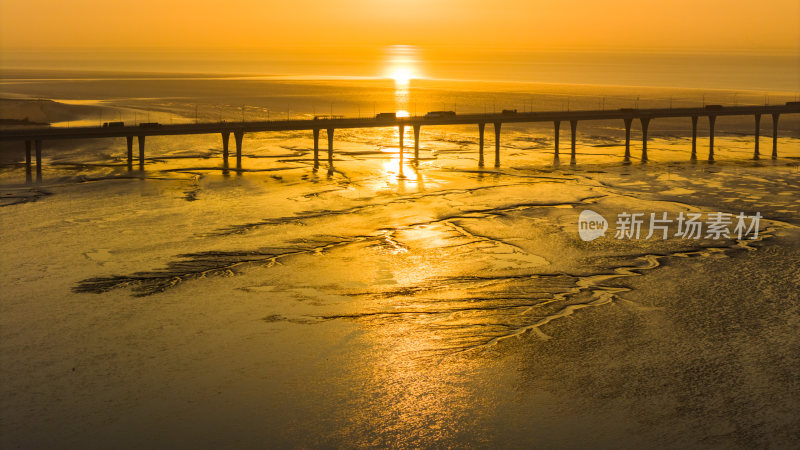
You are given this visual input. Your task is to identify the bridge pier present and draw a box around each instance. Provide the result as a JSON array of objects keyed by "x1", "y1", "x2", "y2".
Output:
[
  {"x1": 753, "y1": 114, "x2": 761, "y2": 160},
  {"x1": 25, "y1": 140, "x2": 32, "y2": 184},
  {"x1": 494, "y1": 122, "x2": 501, "y2": 167},
  {"x1": 708, "y1": 115, "x2": 716, "y2": 161},
  {"x1": 312, "y1": 129, "x2": 320, "y2": 170},
  {"x1": 137, "y1": 135, "x2": 145, "y2": 171},
  {"x1": 398, "y1": 124, "x2": 405, "y2": 178},
  {"x1": 221, "y1": 132, "x2": 230, "y2": 173},
  {"x1": 640, "y1": 117, "x2": 650, "y2": 162},
  {"x1": 570, "y1": 120, "x2": 578, "y2": 165},
  {"x1": 34, "y1": 140, "x2": 42, "y2": 183},
  {"x1": 234, "y1": 131, "x2": 244, "y2": 172},
  {"x1": 623, "y1": 118, "x2": 632, "y2": 162},
  {"x1": 554, "y1": 121, "x2": 561, "y2": 160},
  {"x1": 691, "y1": 116, "x2": 698, "y2": 160},
  {"x1": 126, "y1": 136, "x2": 133, "y2": 171},
  {"x1": 327, "y1": 128, "x2": 334, "y2": 168},
  {"x1": 772, "y1": 113, "x2": 779, "y2": 159},
  {"x1": 413, "y1": 124, "x2": 420, "y2": 165},
  {"x1": 478, "y1": 123, "x2": 485, "y2": 167}
]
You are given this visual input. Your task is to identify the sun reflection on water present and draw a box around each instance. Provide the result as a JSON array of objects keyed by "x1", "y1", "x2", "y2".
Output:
[
  {"x1": 385, "y1": 45, "x2": 421, "y2": 118},
  {"x1": 379, "y1": 46, "x2": 422, "y2": 183},
  {"x1": 381, "y1": 153, "x2": 416, "y2": 183}
]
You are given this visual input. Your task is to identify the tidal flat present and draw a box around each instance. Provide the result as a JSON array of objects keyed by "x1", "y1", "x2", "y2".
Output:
[{"x1": 1, "y1": 76, "x2": 799, "y2": 448}]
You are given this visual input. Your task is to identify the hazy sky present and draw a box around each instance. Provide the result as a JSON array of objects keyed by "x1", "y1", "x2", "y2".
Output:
[{"x1": 2, "y1": 0, "x2": 799, "y2": 53}]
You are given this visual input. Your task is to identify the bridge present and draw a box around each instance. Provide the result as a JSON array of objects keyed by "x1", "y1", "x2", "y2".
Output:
[{"x1": 2, "y1": 103, "x2": 798, "y2": 183}]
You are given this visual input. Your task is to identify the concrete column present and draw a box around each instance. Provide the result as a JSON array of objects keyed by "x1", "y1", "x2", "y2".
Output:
[
  {"x1": 327, "y1": 128, "x2": 334, "y2": 167},
  {"x1": 691, "y1": 116, "x2": 698, "y2": 160},
  {"x1": 772, "y1": 113, "x2": 779, "y2": 159},
  {"x1": 126, "y1": 136, "x2": 133, "y2": 171},
  {"x1": 708, "y1": 115, "x2": 716, "y2": 161},
  {"x1": 570, "y1": 120, "x2": 578, "y2": 165},
  {"x1": 312, "y1": 129, "x2": 320, "y2": 169},
  {"x1": 234, "y1": 131, "x2": 244, "y2": 171},
  {"x1": 221, "y1": 132, "x2": 230, "y2": 173},
  {"x1": 640, "y1": 117, "x2": 650, "y2": 162},
  {"x1": 398, "y1": 124, "x2": 405, "y2": 178},
  {"x1": 623, "y1": 118, "x2": 632, "y2": 162},
  {"x1": 753, "y1": 114, "x2": 761, "y2": 160},
  {"x1": 34, "y1": 140, "x2": 42, "y2": 183},
  {"x1": 413, "y1": 124, "x2": 420, "y2": 164},
  {"x1": 554, "y1": 121, "x2": 561, "y2": 159},
  {"x1": 478, "y1": 123, "x2": 485, "y2": 167},
  {"x1": 494, "y1": 122, "x2": 501, "y2": 167},
  {"x1": 137, "y1": 135, "x2": 146, "y2": 171},
  {"x1": 25, "y1": 140, "x2": 32, "y2": 184}
]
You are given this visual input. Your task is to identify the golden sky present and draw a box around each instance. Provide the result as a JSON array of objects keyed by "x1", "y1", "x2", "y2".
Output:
[{"x1": 1, "y1": 0, "x2": 799, "y2": 53}]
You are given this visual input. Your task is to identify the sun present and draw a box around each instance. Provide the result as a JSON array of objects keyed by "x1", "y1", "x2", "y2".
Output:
[
  {"x1": 384, "y1": 45, "x2": 421, "y2": 86},
  {"x1": 389, "y1": 67, "x2": 413, "y2": 85}
]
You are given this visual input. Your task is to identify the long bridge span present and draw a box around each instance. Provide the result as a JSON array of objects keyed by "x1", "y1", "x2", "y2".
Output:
[{"x1": 2, "y1": 103, "x2": 798, "y2": 183}]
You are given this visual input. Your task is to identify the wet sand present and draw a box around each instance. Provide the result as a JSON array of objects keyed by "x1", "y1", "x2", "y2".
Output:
[{"x1": 1, "y1": 77, "x2": 799, "y2": 447}]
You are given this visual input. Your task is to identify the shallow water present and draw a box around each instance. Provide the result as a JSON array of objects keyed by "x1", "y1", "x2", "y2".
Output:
[{"x1": 1, "y1": 78, "x2": 799, "y2": 447}]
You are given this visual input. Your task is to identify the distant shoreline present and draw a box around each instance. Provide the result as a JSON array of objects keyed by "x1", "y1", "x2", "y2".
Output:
[
  {"x1": 0, "y1": 118, "x2": 49, "y2": 126},
  {"x1": 2, "y1": 66, "x2": 800, "y2": 95}
]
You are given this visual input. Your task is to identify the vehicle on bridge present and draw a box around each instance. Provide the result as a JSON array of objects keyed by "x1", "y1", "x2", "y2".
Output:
[
  {"x1": 139, "y1": 122, "x2": 161, "y2": 128},
  {"x1": 704, "y1": 105, "x2": 723, "y2": 110},
  {"x1": 424, "y1": 111, "x2": 456, "y2": 118},
  {"x1": 102, "y1": 122, "x2": 124, "y2": 127},
  {"x1": 313, "y1": 115, "x2": 344, "y2": 120},
  {"x1": 501, "y1": 109, "x2": 517, "y2": 114},
  {"x1": 375, "y1": 112, "x2": 397, "y2": 119}
]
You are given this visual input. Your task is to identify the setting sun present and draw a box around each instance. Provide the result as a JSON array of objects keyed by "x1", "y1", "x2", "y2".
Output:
[
  {"x1": 385, "y1": 44, "x2": 420, "y2": 85},
  {"x1": 389, "y1": 67, "x2": 413, "y2": 85}
]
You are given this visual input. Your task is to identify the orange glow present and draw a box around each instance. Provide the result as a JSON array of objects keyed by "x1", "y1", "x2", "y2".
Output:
[
  {"x1": 1, "y1": 1, "x2": 798, "y2": 54},
  {"x1": 0, "y1": 1, "x2": 797, "y2": 88}
]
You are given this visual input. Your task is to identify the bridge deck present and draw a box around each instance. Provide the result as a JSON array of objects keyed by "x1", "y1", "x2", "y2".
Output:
[{"x1": 1, "y1": 104, "x2": 797, "y2": 142}]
